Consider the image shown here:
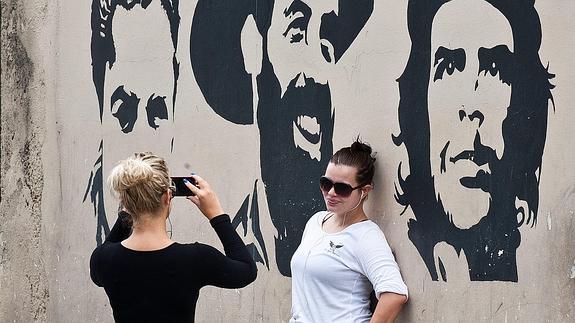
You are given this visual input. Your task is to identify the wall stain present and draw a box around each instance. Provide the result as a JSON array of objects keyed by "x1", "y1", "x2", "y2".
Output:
[{"x1": 0, "y1": 0, "x2": 49, "y2": 321}]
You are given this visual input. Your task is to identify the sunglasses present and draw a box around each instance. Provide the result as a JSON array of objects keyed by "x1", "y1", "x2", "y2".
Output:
[{"x1": 319, "y1": 176, "x2": 365, "y2": 197}]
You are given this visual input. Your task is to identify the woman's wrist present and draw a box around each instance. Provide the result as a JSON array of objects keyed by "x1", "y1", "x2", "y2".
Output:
[{"x1": 209, "y1": 214, "x2": 229, "y2": 226}]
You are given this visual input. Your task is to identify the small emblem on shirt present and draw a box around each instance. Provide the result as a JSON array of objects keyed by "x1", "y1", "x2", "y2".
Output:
[{"x1": 327, "y1": 241, "x2": 343, "y2": 255}]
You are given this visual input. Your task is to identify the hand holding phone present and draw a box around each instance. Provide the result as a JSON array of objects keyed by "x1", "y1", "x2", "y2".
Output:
[
  {"x1": 183, "y1": 175, "x2": 224, "y2": 220},
  {"x1": 170, "y1": 176, "x2": 198, "y2": 197}
]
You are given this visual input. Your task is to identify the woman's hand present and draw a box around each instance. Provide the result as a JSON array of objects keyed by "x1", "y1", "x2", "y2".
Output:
[{"x1": 184, "y1": 175, "x2": 224, "y2": 220}]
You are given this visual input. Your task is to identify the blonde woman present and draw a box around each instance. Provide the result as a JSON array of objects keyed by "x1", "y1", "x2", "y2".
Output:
[{"x1": 90, "y1": 152, "x2": 257, "y2": 322}]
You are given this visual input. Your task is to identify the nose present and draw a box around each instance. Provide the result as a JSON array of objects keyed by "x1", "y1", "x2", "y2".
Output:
[
  {"x1": 325, "y1": 185, "x2": 337, "y2": 197},
  {"x1": 458, "y1": 108, "x2": 485, "y2": 129}
]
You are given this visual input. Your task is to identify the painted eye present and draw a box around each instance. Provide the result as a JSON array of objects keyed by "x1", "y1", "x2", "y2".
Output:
[
  {"x1": 110, "y1": 86, "x2": 140, "y2": 133},
  {"x1": 282, "y1": 1, "x2": 311, "y2": 44},
  {"x1": 145, "y1": 94, "x2": 169, "y2": 130},
  {"x1": 478, "y1": 45, "x2": 513, "y2": 85},
  {"x1": 433, "y1": 47, "x2": 466, "y2": 82}
]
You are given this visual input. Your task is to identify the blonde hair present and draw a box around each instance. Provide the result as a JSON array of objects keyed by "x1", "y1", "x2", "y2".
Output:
[{"x1": 107, "y1": 152, "x2": 171, "y2": 219}]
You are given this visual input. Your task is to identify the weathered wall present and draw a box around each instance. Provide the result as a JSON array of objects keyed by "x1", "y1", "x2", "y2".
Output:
[
  {"x1": 1, "y1": 0, "x2": 574, "y2": 322},
  {"x1": 0, "y1": 0, "x2": 58, "y2": 321}
]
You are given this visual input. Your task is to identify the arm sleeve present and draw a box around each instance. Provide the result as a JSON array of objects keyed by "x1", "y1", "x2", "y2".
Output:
[
  {"x1": 357, "y1": 228, "x2": 408, "y2": 299},
  {"x1": 89, "y1": 211, "x2": 132, "y2": 286},
  {"x1": 195, "y1": 214, "x2": 257, "y2": 288},
  {"x1": 104, "y1": 210, "x2": 132, "y2": 243}
]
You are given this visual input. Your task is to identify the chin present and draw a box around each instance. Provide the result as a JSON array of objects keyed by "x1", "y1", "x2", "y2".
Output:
[{"x1": 326, "y1": 204, "x2": 343, "y2": 213}]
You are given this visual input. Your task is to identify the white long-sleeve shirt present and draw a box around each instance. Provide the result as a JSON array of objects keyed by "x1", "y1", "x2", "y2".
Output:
[{"x1": 290, "y1": 211, "x2": 408, "y2": 323}]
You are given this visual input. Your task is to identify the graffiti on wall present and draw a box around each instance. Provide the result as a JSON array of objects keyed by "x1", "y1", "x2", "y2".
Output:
[
  {"x1": 191, "y1": 0, "x2": 373, "y2": 276},
  {"x1": 393, "y1": 0, "x2": 554, "y2": 281},
  {"x1": 86, "y1": 0, "x2": 181, "y2": 245},
  {"x1": 83, "y1": 0, "x2": 555, "y2": 282}
]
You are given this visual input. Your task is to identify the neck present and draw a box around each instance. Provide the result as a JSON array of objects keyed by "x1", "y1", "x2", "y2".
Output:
[
  {"x1": 333, "y1": 207, "x2": 367, "y2": 228},
  {"x1": 124, "y1": 209, "x2": 172, "y2": 250}
]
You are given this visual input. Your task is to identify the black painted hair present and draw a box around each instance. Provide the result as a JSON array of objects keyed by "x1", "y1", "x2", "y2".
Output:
[
  {"x1": 331, "y1": 138, "x2": 376, "y2": 187},
  {"x1": 90, "y1": 0, "x2": 180, "y2": 121},
  {"x1": 394, "y1": 0, "x2": 554, "y2": 228},
  {"x1": 393, "y1": 0, "x2": 555, "y2": 281}
]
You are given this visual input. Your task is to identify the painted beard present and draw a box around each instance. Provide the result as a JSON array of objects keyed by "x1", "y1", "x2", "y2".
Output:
[
  {"x1": 428, "y1": 132, "x2": 522, "y2": 281},
  {"x1": 258, "y1": 68, "x2": 334, "y2": 276}
]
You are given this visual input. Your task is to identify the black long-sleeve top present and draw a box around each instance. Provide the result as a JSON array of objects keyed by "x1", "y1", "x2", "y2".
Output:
[{"x1": 90, "y1": 212, "x2": 257, "y2": 323}]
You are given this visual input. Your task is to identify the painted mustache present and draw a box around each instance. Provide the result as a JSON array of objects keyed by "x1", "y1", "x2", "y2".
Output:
[{"x1": 445, "y1": 131, "x2": 498, "y2": 192}]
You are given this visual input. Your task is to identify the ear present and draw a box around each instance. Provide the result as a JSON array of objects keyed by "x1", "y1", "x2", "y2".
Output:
[
  {"x1": 163, "y1": 190, "x2": 172, "y2": 206},
  {"x1": 361, "y1": 184, "x2": 373, "y2": 197},
  {"x1": 241, "y1": 15, "x2": 263, "y2": 77},
  {"x1": 320, "y1": 38, "x2": 336, "y2": 64}
]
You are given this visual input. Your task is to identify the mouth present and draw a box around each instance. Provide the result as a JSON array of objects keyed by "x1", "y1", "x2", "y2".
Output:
[
  {"x1": 287, "y1": 73, "x2": 331, "y2": 161},
  {"x1": 293, "y1": 115, "x2": 322, "y2": 161},
  {"x1": 449, "y1": 149, "x2": 484, "y2": 166},
  {"x1": 460, "y1": 169, "x2": 491, "y2": 192},
  {"x1": 325, "y1": 198, "x2": 339, "y2": 207}
]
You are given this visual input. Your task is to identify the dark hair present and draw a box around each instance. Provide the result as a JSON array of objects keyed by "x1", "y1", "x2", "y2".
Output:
[
  {"x1": 331, "y1": 138, "x2": 376, "y2": 187},
  {"x1": 393, "y1": 0, "x2": 554, "y2": 281},
  {"x1": 394, "y1": 0, "x2": 554, "y2": 227},
  {"x1": 90, "y1": 0, "x2": 180, "y2": 121}
]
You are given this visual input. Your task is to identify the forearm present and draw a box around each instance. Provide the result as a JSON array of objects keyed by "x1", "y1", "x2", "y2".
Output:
[
  {"x1": 210, "y1": 214, "x2": 256, "y2": 265},
  {"x1": 105, "y1": 211, "x2": 132, "y2": 243},
  {"x1": 370, "y1": 292, "x2": 407, "y2": 323},
  {"x1": 207, "y1": 214, "x2": 257, "y2": 286}
]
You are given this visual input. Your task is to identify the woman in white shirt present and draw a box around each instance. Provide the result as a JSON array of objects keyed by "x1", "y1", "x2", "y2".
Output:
[{"x1": 290, "y1": 139, "x2": 408, "y2": 323}]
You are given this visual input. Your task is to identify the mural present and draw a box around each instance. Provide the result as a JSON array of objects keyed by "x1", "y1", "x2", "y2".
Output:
[
  {"x1": 191, "y1": 0, "x2": 373, "y2": 276},
  {"x1": 82, "y1": 0, "x2": 556, "y2": 283},
  {"x1": 86, "y1": 0, "x2": 180, "y2": 245},
  {"x1": 393, "y1": 0, "x2": 554, "y2": 281}
]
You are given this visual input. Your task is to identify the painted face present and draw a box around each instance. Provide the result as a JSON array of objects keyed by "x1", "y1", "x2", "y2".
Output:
[
  {"x1": 258, "y1": 0, "x2": 338, "y2": 275},
  {"x1": 428, "y1": 0, "x2": 514, "y2": 229},
  {"x1": 321, "y1": 163, "x2": 364, "y2": 215},
  {"x1": 102, "y1": 2, "x2": 175, "y2": 213},
  {"x1": 267, "y1": 0, "x2": 337, "y2": 161}
]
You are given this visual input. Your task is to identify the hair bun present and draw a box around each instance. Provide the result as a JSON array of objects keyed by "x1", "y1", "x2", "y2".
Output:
[
  {"x1": 111, "y1": 158, "x2": 155, "y2": 193},
  {"x1": 350, "y1": 139, "x2": 372, "y2": 155}
]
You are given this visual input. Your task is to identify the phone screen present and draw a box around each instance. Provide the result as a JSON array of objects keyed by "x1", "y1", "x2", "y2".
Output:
[{"x1": 170, "y1": 176, "x2": 196, "y2": 196}]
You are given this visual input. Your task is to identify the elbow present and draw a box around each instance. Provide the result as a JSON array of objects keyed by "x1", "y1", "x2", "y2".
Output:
[
  {"x1": 230, "y1": 263, "x2": 258, "y2": 289},
  {"x1": 245, "y1": 264, "x2": 258, "y2": 286}
]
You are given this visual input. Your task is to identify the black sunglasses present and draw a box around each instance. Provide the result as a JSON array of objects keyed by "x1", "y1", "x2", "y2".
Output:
[{"x1": 319, "y1": 176, "x2": 364, "y2": 197}]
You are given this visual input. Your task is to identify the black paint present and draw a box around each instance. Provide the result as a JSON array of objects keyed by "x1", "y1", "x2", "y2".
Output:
[
  {"x1": 82, "y1": 141, "x2": 109, "y2": 246},
  {"x1": 88, "y1": 0, "x2": 180, "y2": 245},
  {"x1": 191, "y1": 0, "x2": 373, "y2": 276},
  {"x1": 394, "y1": 0, "x2": 554, "y2": 281}
]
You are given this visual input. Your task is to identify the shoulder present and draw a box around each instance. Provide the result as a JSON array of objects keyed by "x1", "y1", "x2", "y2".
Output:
[
  {"x1": 349, "y1": 220, "x2": 386, "y2": 241},
  {"x1": 90, "y1": 242, "x2": 126, "y2": 273},
  {"x1": 313, "y1": 210, "x2": 330, "y2": 223},
  {"x1": 172, "y1": 242, "x2": 222, "y2": 258},
  {"x1": 306, "y1": 211, "x2": 328, "y2": 229},
  {"x1": 91, "y1": 241, "x2": 123, "y2": 259},
  {"x1": 349, "y1": 222, "x2": 391, "y2": 253}
]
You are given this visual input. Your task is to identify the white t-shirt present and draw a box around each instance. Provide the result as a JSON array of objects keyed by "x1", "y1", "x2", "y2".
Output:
[{"x1": 290, "y1": 211, "x2": 408, "y2": 323}]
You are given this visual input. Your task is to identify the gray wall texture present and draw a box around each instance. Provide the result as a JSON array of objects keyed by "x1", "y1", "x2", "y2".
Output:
[{"x1": 1, "y1": 0, "x2": 574, "y2": 322}]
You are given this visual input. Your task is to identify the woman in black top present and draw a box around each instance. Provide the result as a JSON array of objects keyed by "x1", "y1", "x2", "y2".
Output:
[{"x1": 90, "y1": 152, "x2": 257, "y2": 322}]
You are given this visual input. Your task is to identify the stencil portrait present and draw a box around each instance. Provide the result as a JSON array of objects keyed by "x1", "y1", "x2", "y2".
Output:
[{"x1": 394, "y1": 0, "x2": 554, "y2": 282}]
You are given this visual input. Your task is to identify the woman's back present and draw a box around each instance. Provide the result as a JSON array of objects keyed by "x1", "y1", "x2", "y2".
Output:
[{"x1": 91, "y1": 213, "x2": 256, "y2": 323}]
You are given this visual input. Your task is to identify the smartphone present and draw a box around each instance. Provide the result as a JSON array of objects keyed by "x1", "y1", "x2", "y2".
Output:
[{"x1": 170, "y1": 176, "x2": 197, "y2": 197}]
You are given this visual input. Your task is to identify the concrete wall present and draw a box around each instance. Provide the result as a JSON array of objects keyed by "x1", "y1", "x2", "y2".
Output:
[{"x1": 1, "y1": 0, "x2": 574, "y2": 321}]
